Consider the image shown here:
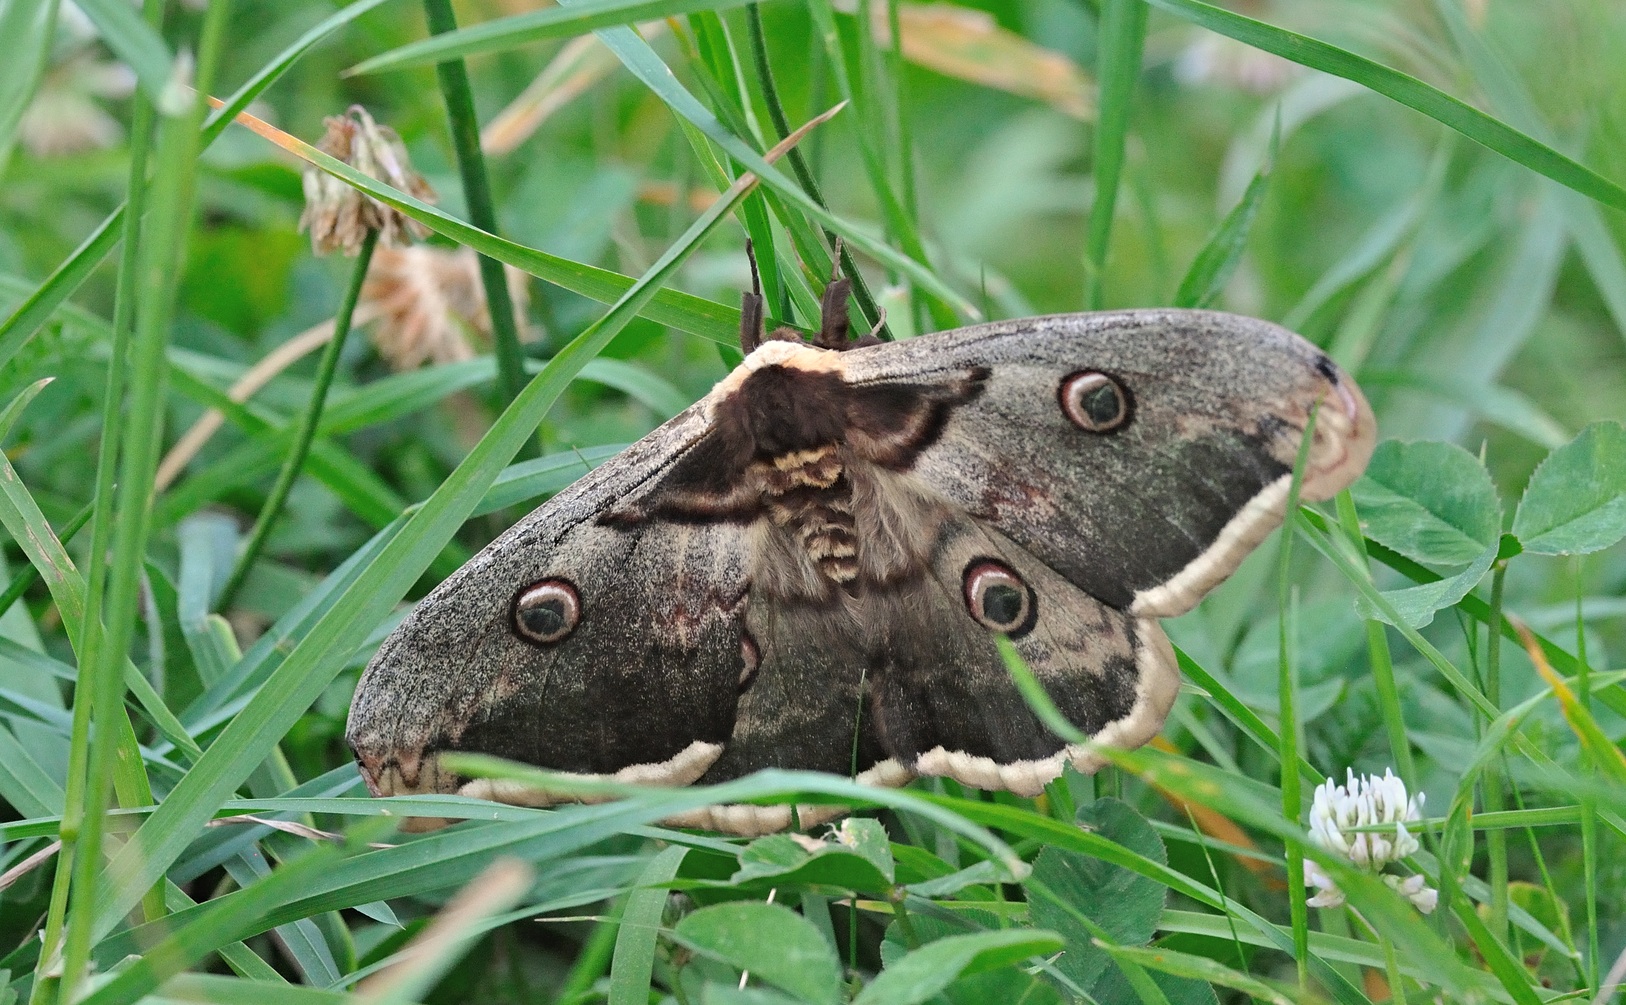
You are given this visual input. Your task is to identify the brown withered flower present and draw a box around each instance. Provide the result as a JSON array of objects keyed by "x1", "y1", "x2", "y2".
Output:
[
  {"x1": 299, "y1": 106, "x2": 435, "y2": 256},
  {"x1": 361, "y1": 245, "x2": 535, "y2": 370}
]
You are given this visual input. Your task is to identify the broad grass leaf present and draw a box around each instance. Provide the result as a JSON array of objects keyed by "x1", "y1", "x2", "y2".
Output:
[
  {"x1": 1028, "y1": 798, "x2": 1166, "y2": 992},
  {"x1": 1354, "y1": 541, "x2": 1497, "y2": 629},
  {"x1": 0, "y1": 0, "x2": 53, "y2": 177},
  {"x1": 854, "y1": 930, "x2": 1065, "y2": 1005},
  {"x1": 877, "y1": 909, "x2": 1059, "y2": 1005},
  {"x1": 131, "y1": 974, "x2": 370, "y2": 1004},
  {"x1": 67, "y1": 0, "x2": 174, "y2": 102},
  {"x1": 1357, "y1": 371, "x2": 1569, "y2": 450},
  {"x1": 1172, "y1": 126, "x2": 1274, "y2": 310},
  {"x1": 607, "y1": 845, "x2": 686, "y2": 1005},
  {"x1": 1085, "y1": 0, "x2": 1147, "y2": 309},
  {"x1": 1511, "y1": 421, "x2": 1626, "y2": 555},
  {"x1": 904, "y1": 859, "x2": 1006, "y2": 899},
  {"x1": 673, "y1": 902, "x2": 842, "y2": 1005},
  {"x1": 473, "y1": 445, "x2": 624, "y2": 517},
  {"x1": 1090, "y1": 964, "x2": 1220, "y2": 1005},
  {"x1": 1350, "y1": 440, "x2": 1501, "y2": 565}
]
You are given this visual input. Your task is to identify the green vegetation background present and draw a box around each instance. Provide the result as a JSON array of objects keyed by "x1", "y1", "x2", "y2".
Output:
[{"x1": 0, "y1": 1, "x2": 1623, "y2": 1003}]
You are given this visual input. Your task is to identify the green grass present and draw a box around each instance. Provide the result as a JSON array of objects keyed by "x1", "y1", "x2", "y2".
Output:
[{"x1": 1, "y1": 1, "x2": 1624, "y2": 1003}]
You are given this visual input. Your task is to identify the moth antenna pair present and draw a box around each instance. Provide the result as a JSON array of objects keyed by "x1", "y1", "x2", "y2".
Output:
[
  {"x1": 739, "y1": 238, "x2": 875, "y2": 353},
  {"x1": 813, "y1": 238, "x2": 852, "y2": 350}
]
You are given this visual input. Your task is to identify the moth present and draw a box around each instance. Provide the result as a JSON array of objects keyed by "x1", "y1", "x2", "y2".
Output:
[{"x1": 347, "y1": 252, "x2": 1376, "y2": 835}]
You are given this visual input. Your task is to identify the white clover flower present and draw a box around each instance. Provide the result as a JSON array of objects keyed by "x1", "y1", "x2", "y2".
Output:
[
  {"x1": 1303, "y1": 768, "x2": 1436, "y2": 914},
  {"x1": 1385, "y1": 873, "x2": 1439, "y2": 914}
]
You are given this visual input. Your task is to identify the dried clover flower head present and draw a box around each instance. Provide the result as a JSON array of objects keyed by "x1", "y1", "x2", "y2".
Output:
[
  {"x1": 299, "y1": 106, "x2": 435, "y2": 256},
  {"x1": 1303, "y1": 768, "x2": 1436, "y2": 913},
  {"x1": 361, "y1": 245, "x2": 534, "y2": 370}
]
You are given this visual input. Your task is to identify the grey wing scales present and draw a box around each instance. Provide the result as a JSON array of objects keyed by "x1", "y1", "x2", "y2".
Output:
[
  {"x1": 347, "y1": 405, "x2": 755, "y2": 798},
  {"x1": 862, "y1": 511, "x2": 1180, "y2": 795},
  {"x1": 837, "y1": 309, "x2": 1375, "y2": 617},
  {"x1": 684, "y1": 509, "x2": 1180, "y2": 821}
]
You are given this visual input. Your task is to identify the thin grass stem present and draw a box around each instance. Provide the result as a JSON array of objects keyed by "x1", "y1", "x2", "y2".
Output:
[
  {"x1": 1576, "y1": 560, "x2": 1600, "y2": 989},
  {"x1": 1279, "y1": 404, "x2": 1321, "y2": 991},
  {"x1": 744, "y1": 2, "x2": 886, "y2": 337},
  {"x1": 31, "y1": 0, "x2": 165, "y2": 994},
  {"x1": 882, "y1": 0, "x2": 929, "y2": 338},
  {"x1": 1334, "y1": 489, "x2": 1417, "y2": 787},
  {"x1": 421, "y1": 0, "x2": 529, "y2": 429},
  {"x1": 1485, "y1": 561, "x2": 1509, "y2": 942},
  {"x1": 218, "y1": 229, "x2": 377, "y2": 612},
  {"x1": 1383, "y1": 934, "x2": 1410, "y2": 1005},
  {"x1": 56, "y1": 0, "x2": 229, "y2": 993},
  {"x1": 1085, "y1": 0, "x2": 1148, "y2": 310}
]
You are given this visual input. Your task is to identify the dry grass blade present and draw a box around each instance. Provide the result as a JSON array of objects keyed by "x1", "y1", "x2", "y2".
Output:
[
  {"x1": 876, "y1": 3, "x2": 1094, "y2": 120},
  {"x1": 155, "y1": 307, "x2": 377, "y2": 491},
  {"x1": 206, "y1": 813, "x2": 396, "y2": 849},
  {"x1": 481, "y1": 26, "x2": 666, "y2": 156},
  {"x1": 356, "y1": 857, "x2": 536, "y2": 1003},
  {"x1": 0, "y1": 839, "x2": 61, "y2": 892}
]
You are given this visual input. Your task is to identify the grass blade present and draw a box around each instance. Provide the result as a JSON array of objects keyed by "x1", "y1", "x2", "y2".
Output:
[
  {"x1": 1144, "y1": 0, "x2": 1626, "y2": 213},
  {"x1": 421, "y1": 0, "x2": 528, "y2": 413},
  {"x1": 348, "y1": 0, "x2": 755, "y2": 74},
  {"x1": 90, "y1": 101, "x2": 841, "y2": 944},
  {"x1": 1173, "y1": 118, "x2": 1275, "y2": 309},
  {"x1": 0, "y1": 0, "x2": 402, "y2": 375},
  {"x1": 0, "y1": 0, "x2": 56, "y2": 178},
  {"x1": 68, "y1": 0, "x2": 174, "y2": 100},
  {"x1": 1084, "y1": 0, "x2": 1147, "y2": 310},
  {"x1": 77, "y1": 846, "x2": 344, "y2": 1005},
  {"x1": 608, "y1": 846, "x2": 687, "y2": 1005}
]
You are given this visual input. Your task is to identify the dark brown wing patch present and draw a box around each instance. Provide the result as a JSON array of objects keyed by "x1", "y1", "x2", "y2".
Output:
[{"x1": 606, "y1": 353, "x2": 986, "y2": 527}]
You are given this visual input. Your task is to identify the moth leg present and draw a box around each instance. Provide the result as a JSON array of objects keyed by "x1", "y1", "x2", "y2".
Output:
[
  {"x1": 814, "y1": 238, "x2": 852, "y2": 350},
  {"x1": 741, "y1": 238, "x2": 766, "y2": 354},
  {"x1": 849, "y1": 305, "x2": 886, "y2": 349}
]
